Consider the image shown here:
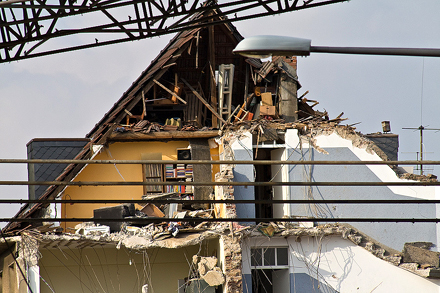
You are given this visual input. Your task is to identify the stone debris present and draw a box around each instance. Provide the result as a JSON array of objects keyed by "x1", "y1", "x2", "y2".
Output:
[
  {"x1": 190, "y1": 256, "x2": 225, "y2": 287},
  {"x1": 403, "y1": 242, "x2": 440, "y2": 267},
  {"x1": 202, "y1": 267, "x2": 225, "y2": 287}
]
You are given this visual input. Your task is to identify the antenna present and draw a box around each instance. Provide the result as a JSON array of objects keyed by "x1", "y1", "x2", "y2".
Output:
[
  {"x1": 402, "y1": 58, "x2": 440, "y2": 175},
  {"x1": 402, "y1": 126, "x2": 440, "y2": 175}
]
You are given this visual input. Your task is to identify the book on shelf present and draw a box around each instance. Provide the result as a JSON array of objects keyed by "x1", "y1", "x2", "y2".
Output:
[
  {"x1": 176, "y1": 163, "x2": 186, "y2": 178},
  {"x1": 185, "y1": 177, "x2": 193, "y2": 193},
  {"x1": 165, "y1": 164, "x2": 176, "y2": 178},
  {"x1": 185, "y1": 164, "x2": 193, "y2": 178},
  {"x1": 165, "y1": 184, "x2": 186, "y2": 193}
]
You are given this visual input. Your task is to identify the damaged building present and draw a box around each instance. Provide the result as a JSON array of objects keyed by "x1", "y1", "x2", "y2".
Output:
[{"x1": 2, "y1": 5, "x2": 440, "y2": 293}]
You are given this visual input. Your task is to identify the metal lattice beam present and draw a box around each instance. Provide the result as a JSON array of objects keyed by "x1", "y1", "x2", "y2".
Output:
[{"x1": 0, "y1": 0, "x2": 348, "y2": 63}]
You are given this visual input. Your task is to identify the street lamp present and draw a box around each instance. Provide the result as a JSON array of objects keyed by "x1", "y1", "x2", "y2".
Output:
[{"x1": 233, "y1": 35, "x2": 440, "y2": 58}]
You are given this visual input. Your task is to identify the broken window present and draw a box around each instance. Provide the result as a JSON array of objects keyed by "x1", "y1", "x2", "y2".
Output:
[{"x1": 251, "y1": 247, "x2": 289, "y2": 293}]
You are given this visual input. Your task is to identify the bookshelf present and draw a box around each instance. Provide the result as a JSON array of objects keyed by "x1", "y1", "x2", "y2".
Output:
[
  {"x1": 143, "y1": 163, "x2": 163, "y2": 194},
  {"x1": 164, "y1": 163, "x2": 193, "y2": 195}
]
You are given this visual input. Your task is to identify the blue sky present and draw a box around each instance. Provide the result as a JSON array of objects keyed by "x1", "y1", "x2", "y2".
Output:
[{"x1": 1, "y1": 0, "x2": 440, "y2": 221}]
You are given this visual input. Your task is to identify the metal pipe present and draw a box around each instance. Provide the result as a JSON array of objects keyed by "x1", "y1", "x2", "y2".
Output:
[
  {"x1": 1, "y1": 159, "x2": 440, "y2": 165},
  {"x1": 0, "y1": 199, "x2": 438, "y2": 204},
  {"x1": 0, "y1": 181, "x2": 439, "y2": 186},
  {"x1": 2, "y1": 217, "x2": 440, "y2": 223},
  {"x1": 0, "y1": 0, "x2": 29, "y2": 7},
  {"x1": 311, "y1": 46, "x2": 440, "y2": 57}
]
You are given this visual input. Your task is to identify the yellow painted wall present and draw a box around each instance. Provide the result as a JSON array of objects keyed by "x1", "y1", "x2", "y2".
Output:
[
  {"x1": 61, "y1": 141, "x2": 190, "y2": 231},
  {"x1": 39, "y1": 239, "x2": 219, "y2": 293},
  {"x1": 210, "y1": 146, "x2": 220, "y2": 181}
]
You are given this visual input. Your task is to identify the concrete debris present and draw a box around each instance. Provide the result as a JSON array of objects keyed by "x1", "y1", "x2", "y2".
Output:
[
  {"x1": 383, "y1": 255, "x2": 402, "y2": 266},
  {"x1": 399, "y1": 172, "x2": 438, "y2": 182},
  {"x1": 198, "y1": 262, "x2": 207, "y2": 275},
  {"x1": 199, "y1": 256, "x2": 218, "y2": 271},
  {"x1": 403, "y1": 242, "x2": 440, "y2": 267},
  {"x1": 202, "y1": 267, "x2": 225, "y2": 286},
  {"x1": 192, "y1": 256, "x2": 225, "y2": 287},
  {"x1": 75, "y1": 224, "x2": 110, "y2": 236},
  {"x1": 31, "y1": 222, "x2": 226, "y2": 251},
  {"x1": 399, "y1": 262, "x2": 420, "y2": 271}
]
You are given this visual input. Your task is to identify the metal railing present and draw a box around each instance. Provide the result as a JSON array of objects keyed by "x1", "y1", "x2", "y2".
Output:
[{"x1": 0, "y1": 158, "x2": 438, "y2": 223}]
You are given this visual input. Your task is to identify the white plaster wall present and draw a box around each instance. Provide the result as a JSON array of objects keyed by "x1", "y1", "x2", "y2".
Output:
[
  {"x1": 436, "y1": 186, "x2": 440, "y2": 254},
  {"x1": 285, "y1": 128, "x2": 439, "y2": 251},
  {"x1": 294, "y1": 236, "x2": 440, "y2": 293},
  {"x1": 229, "y1": 131, "x2": 255, "y2": 219},
  {"x1": 286, "y1": 129, "x2": 436, "y2": 200},
  {"x1": 219, "y1": 236, "x2": 227, "y2": 293},
  {"x1": 243, "y1": 236, "x2": 440, "y2": 293}
]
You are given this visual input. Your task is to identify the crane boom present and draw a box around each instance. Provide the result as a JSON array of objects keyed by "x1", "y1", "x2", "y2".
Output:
[{"x1": 0, "y1": 0, "x2": 348, "y2": 63}]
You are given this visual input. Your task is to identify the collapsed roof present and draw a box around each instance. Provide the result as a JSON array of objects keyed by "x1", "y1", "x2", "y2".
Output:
[
  {"x1": 4, "y1": 4, "x2": 305, "y2": 232},
  {"x1": 4, "y1": 6, "x2": 247, "y2": 232}
]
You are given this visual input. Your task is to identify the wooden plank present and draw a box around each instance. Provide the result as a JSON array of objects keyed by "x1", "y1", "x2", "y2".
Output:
[
  {"x1": 181, "y1": 78, "x2": 226, "y2": 124},
  {"x1": 109, "y1": 130, "x2": 221, "y2": 141},
  {"x1": 195, "y1": 31, "x2": 200, "y2": 68},
  {"x1": 235, "y1": 93, "x2": 254, "y2": 122},
  {"x1": 208, "y1": 17, "x2": 217, "y2": 127},
  {"x1": 153, "y1": 79, "x2": 187, "y2": 104}
]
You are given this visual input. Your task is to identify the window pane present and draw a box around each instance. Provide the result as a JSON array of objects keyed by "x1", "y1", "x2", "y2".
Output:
[
  {"x1": 251, "y1": 249, "x2": 262, "y2": 266},
  {"x1": 277, "y1": 248, "x2": 288, "y2": 266},
  {"x1": 263, "y1": 248, "x2": 275, "y2": 266}
]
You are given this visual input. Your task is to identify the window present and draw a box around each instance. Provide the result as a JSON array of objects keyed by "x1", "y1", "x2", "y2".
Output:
[
  {"x1": 251, "y1": 247, "x2": 290, "y2": 293},
  {"x1": 251, "y1": 247, "x2": 288, "y2": 268}
]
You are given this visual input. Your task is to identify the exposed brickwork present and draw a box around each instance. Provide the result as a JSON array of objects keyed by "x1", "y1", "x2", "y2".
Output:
[
  {"x1": 281, "y1": 56, "x2": 297, "y2": 71},
  {"x1": 215, "y1": 164, "x2": 236, "y2": 218},
  {"x1": 215, "y1": 158, "x2": 243, "y2": 292},
  {"x1": 222, "y1": 234, "x2": 243, "y2": 293}
]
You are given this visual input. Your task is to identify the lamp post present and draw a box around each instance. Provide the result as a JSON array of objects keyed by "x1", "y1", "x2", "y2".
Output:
[
  {"x1": 233, "y1": 35, "x2": 440, "y2": 58},
  {"x1": 233, "y1": 35, "x2": 440, "y2": 173}
]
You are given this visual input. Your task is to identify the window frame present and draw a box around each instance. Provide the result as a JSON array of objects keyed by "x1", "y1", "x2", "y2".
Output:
[{"x1": 250, "y1": 246, "x2": 289, "y2": 269}]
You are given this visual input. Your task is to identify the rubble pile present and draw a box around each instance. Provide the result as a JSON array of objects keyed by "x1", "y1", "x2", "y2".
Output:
[
  {"x1": 89, "y1": 202, "x2": 217, "y2": 238},
  {"x1": 115, "y1": 119, "x2": 214, "y2": 134}
]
